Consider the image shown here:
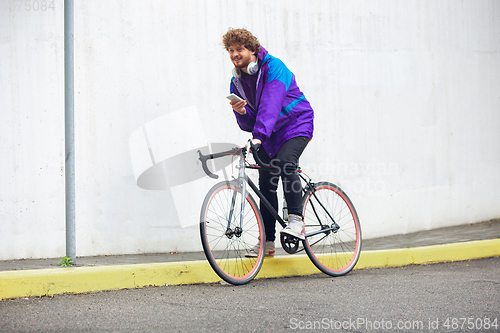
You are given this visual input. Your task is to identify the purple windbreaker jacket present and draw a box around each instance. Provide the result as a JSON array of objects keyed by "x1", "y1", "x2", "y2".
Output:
[{"x1": 230, "y1": 46, "x2": 314, "y2": 158}]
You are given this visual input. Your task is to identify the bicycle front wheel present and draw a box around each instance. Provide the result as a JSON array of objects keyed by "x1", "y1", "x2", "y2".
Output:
[
  {"x1": 302, "y1": 182, "x2": 361, "y2": 276},
  {"x1": 200, "y1": 180, "x2": 265, "y2": 285}
]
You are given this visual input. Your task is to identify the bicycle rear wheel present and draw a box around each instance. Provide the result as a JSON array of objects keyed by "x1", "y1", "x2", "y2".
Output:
[
  {"x1": 200, "y1": 180, "x2": 265, "y2": 285},
  {"x1": 302, "y1": 182, "x2": 361, "y2": 276}
]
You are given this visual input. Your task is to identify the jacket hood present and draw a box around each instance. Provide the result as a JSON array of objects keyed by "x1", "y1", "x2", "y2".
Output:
[{"x1": 257, "y1": 46, "x2": 268, "y2": 62}]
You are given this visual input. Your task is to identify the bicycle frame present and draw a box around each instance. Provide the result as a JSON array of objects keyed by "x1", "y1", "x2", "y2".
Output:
[{"x1": 198, "y1": 147, "x2": 339, "y2": 238}]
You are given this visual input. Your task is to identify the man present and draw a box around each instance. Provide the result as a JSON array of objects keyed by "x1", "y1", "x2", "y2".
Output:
[{"x1": 222, "y1": 28, "x2": 314, "y2": 257}]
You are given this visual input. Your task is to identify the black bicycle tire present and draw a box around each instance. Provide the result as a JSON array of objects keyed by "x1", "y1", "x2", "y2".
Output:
[
  {"x1": 302, "y1": 181, "x2": 362, "y2": 276},
  {"x1": 200, "y1": 180, "x2": 265, "y2": 285}
]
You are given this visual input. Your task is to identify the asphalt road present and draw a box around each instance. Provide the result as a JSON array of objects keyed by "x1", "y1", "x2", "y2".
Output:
[{"x1": 1, "y1": 257, "x2": 499, "y2": 333}]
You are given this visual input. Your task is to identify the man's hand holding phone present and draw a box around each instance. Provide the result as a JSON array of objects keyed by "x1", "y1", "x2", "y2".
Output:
[{"x1": 227, "y1": 94, "x2": 247, "y2": 115}]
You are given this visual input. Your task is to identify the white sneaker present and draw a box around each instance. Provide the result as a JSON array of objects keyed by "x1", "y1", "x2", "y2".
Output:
[
  {"x1": 245, "y1": 241, "x2": 275, "y2": 257},
  {"x1": 280, "y1": 214, "x2": 305, "y2": 240}
]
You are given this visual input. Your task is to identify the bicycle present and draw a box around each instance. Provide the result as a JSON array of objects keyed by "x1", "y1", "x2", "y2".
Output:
[{"x1": 198, "y1": 140, "x2": 362, "y2": 285}]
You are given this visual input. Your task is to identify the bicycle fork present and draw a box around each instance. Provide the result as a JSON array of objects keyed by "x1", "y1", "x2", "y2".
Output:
[
  {"x1": 237, "y1": 156, "x2": 247, "y2": 232},
  {"x1": 225, "y1": 156, "x2": 246, "y2": 238}
]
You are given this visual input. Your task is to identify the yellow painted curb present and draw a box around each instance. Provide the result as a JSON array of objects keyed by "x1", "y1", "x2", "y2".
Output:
[
  {"x1": 0, "y1": 261, "x2": 219, "y2": 300},
  {"x1": 1, "y1": 239, "x2": 499, "y2": 300},
  {"x1": 356, "y1": 238, "x2": 500, "y2": 269}
]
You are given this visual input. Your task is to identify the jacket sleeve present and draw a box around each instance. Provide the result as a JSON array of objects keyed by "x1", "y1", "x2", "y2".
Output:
[
  {"x1": 230, "y1": 85, "x2": 256, "y2": 133},
  {"x1": 251, "y1": 57, "x2": 290, "y2": 142}
]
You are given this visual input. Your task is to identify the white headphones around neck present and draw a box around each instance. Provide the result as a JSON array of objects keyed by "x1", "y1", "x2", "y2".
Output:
[{"x1": 232, "y1": 58, "x2": 259, "y2": 78}]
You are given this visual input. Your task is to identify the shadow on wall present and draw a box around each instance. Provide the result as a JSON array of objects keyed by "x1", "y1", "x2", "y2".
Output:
[{"x1": 129, "y1": 106, "x2": 237, "y2": 227}]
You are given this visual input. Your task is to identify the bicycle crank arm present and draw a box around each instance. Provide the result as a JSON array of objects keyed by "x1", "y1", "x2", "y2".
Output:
[{"x1": 304, "y1": 226, "x2": 339, "y2": 238}]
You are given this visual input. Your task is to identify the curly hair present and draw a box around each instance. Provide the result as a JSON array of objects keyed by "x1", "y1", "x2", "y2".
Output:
[{"x1": 222, "y1": 28, "x2": 261, "y2": 54}]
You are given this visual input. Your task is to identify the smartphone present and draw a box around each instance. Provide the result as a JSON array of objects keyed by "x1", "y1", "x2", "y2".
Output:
[{"x1": 226, "y1": 93, "x2": 244, "y2": 102}]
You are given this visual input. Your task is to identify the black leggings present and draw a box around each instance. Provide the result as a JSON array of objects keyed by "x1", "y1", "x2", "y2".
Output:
[{"x1": 257, "y1": 136, "x2": 309, "y2": 242}]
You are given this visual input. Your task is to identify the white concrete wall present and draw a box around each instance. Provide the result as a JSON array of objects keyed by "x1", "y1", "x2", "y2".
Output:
[{"x1": 1, "y1": 0, "x2": 499, "y2": 260}]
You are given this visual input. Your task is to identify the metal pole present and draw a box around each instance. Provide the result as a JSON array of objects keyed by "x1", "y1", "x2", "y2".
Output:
[{"x1": 64, "y1": 0, "x2": 76, "y2": 264}]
